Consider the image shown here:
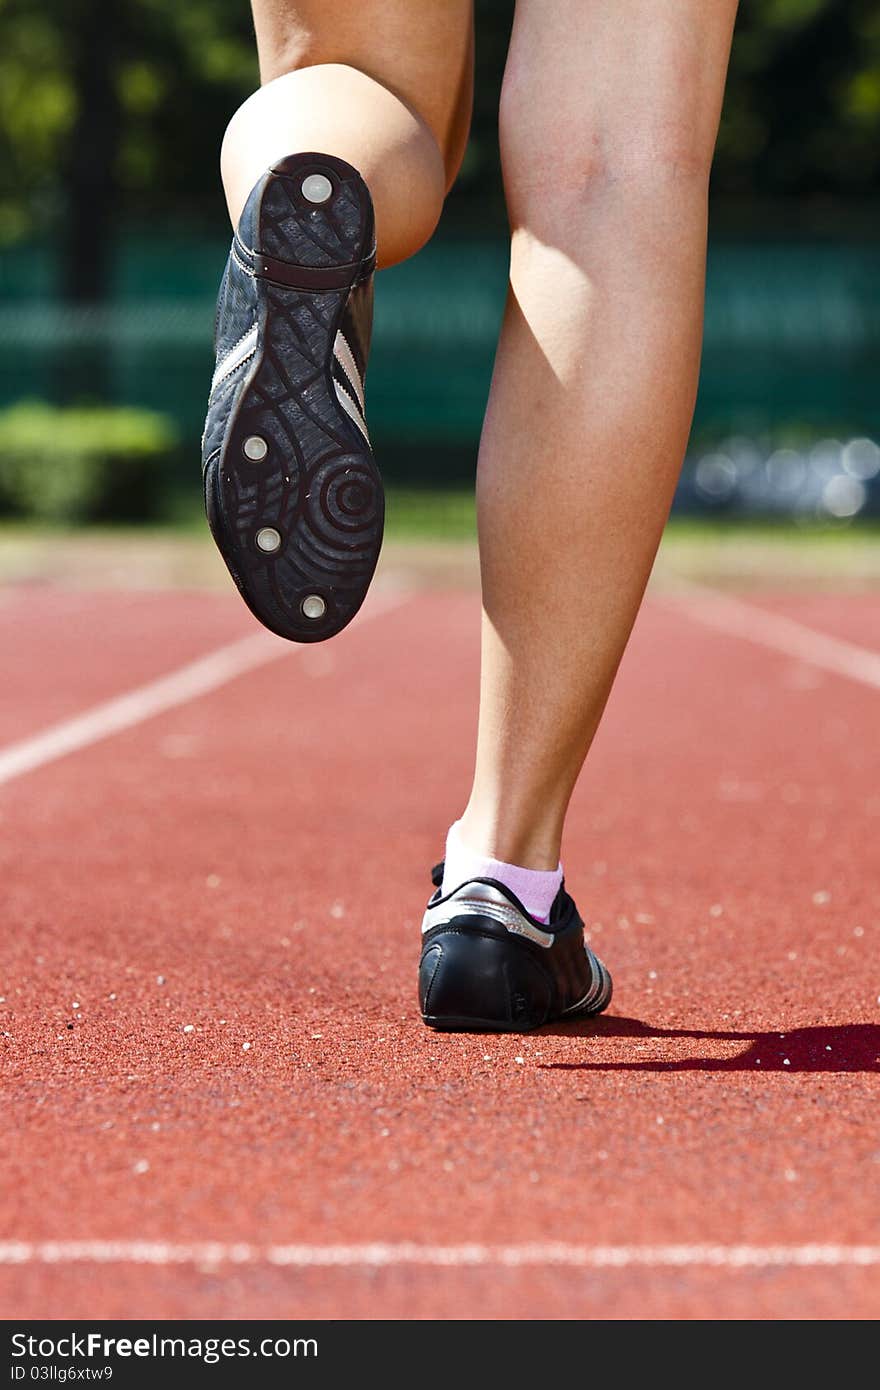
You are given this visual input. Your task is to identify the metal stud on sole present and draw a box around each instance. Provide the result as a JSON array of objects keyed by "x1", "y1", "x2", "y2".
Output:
[
  {"x1": 255, "y1": 527, "x2": 282, "y2": 554},
  {"x1": 301, "y1": 174, "x2": 333, "y2": 204},
  {"x1": 301, "y1": 594, "x2": 326, "y2": 620},
  {"x1": 243, "y1": 435, "x2": 268, "y2": 461}
]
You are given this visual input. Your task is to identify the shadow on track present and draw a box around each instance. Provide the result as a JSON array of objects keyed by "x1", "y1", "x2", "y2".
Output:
[{"x1": 537, "y1": 1017, "x2": 880, "y2": 1072}]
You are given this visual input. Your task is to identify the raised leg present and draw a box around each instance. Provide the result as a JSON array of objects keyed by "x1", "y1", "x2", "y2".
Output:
[
  {"x1": 201, "y1": 1, "x2": 474, "y2": 642},
  {"x1": 457, "y1": 0, "x2": 739, "y2": 868}
]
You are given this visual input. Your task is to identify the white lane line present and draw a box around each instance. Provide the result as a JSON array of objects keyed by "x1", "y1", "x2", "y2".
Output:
[
  {"x1": 0, "y1": 592, "x2": 405, "y2": 788},
  {"x1": 0, "y1": 1241, "x2": 878, "y2": 1270},
  {"x1": 664, "y1": 583, "x2": 880, "y2": 691}
]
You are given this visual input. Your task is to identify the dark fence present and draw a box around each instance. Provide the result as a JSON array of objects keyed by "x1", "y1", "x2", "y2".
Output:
[{"x1": 1, "y1": 231, "x2": 878, "y2": 488}]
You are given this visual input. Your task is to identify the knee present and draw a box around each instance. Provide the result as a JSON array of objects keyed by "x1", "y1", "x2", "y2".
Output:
[
  {"x1": 498, "y1": 68, "x2": 715, "y2": 232},
  {"x1": 225, "y1": 64, "x2": 446, "y2": 267},
  {"x1": 308, "y1": 64, "x2": 447, "y2": 266},
  {"x1": 367, "y1": 115, "x2": 447, "y2": 267},
  {"x1": 257, "y1": 38, "x2": 469, "y2": 194}
]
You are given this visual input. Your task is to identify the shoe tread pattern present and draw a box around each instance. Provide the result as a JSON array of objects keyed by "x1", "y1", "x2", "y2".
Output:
[{"x1": 204, "y1": 155, "x2": 382, "y2": 643}]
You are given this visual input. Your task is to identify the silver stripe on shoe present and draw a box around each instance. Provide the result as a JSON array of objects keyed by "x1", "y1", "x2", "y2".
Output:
[
  {"x1": 210, "y1": 323, "x2": 259, "y2": 396},
  {"x1": 561, "y1": 986, "x2": 596, "y2": 1016},
  {"x1": 333, "y1": 330, "x2": 366, "y2": 412},
  {"x1": 333, "y1": 376, "x2": 370, "y2": 442},
  {"x1": 421, "y1": 881, "x2": 555, "y2": 948},
  {"x1": 572, "y1": 953, "x2": 612, "y2": 1015},
  {"x1": 562, "y1": 955, "x2": 605, "y2": 1015}
]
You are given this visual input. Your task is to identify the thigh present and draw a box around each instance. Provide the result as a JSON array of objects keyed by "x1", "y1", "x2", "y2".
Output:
[
  {"x1": 251, "y1": 0, "x2": 474, "y2": 186},
  {"x1": 502, "y1": 0, "x2": 738, "y2": 182}
]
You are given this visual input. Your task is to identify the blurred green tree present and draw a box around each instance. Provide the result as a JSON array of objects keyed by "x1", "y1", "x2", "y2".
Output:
[
  {"x1": 719, "y1": 0, "x2": 880, "y2": 196},
  {"x1": 0, "y1": 0, "x2": 257, "y2": 295}
]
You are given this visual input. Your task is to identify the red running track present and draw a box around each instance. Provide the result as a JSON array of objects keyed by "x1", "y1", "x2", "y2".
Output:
[{"x1": 1, "y1": 581, "x2": 879, "y2": 1320}]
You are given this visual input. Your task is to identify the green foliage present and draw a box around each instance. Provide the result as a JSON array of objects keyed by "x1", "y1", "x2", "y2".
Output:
[
  {"x1": 0, "y1": 401, "x2": 178, "y2": 521},
  {"x1": 0, "y1": 0, "x2": 877, "y2": 254},
  {"x1": 717, "y1": 0, "x2": 880, "y2": 195},
  {"x1": 0, "y1": 0, "x2": 257, "y2": 243},
  {"x1": 0, "y1": 7, "x2": 71, "y2": 240}
]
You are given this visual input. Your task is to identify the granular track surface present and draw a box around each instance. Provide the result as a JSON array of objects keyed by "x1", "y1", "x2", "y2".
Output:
[{"x1": 2, "y1": 582, "x2": 878, "y2": 1319}]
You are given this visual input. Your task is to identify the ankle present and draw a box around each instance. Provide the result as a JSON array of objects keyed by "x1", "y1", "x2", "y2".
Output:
[
  {"x1": 455, "y1": 808, "x2": 562, "y2": 873},
  {"x1": 441, "y1": 820, "x2": 563, "y2": 922}
]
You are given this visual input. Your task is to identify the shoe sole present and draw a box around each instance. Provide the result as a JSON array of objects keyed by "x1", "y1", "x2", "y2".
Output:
[
  {"x1": 205, "y1": 154, "x2": 383, "y2": 644},
  {"x1": 421, "y1": 957, "x2": 614, "y2": 1033}
]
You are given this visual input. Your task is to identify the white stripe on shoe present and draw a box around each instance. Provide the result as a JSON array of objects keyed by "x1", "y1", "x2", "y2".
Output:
[
  {"x1": 333, "y1": 331, "x2": 366, "y2": 412},
  {"x1": 210, "y1": 323, "x2": 258, "y2": 395},
  {"x1": 421, "y1": 882, "x2": 556, "y2": 947},
  {"x1": 333, "y1": 376, "x2": 370, "y2": 443}
]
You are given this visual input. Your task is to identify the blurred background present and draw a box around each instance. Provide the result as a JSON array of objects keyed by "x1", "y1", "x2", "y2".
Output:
[{"x1": 0, "y1": 0, "x2": 878, "y2": 549}]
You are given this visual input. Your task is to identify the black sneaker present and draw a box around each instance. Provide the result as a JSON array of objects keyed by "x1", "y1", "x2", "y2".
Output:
[
  {"x1": 201, "y1": 152, "x2": 382, "y2": 643},
  {"x1": 419, "y1": 864, "x2": 613, "y2": 1032}
]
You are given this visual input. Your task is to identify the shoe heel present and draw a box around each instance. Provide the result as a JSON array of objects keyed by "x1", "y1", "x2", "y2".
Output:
[
  {"x1": 419, "y1": 930, "x2": 552, "y2": 1033},
  {"x1": 256, "y1": 152, "x2": 375, "y2": 283},
  {"x1": 207, "y1": 150, "x2": 382, "y2": 644}
]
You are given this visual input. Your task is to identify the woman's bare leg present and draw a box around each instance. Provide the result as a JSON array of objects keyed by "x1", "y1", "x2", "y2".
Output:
[
  {"x1": 222, "y1": 1, "x2": 474, "y2": 266},
  {"x1": 457, "y1": 0, "x2": 739, "y2": 869}
]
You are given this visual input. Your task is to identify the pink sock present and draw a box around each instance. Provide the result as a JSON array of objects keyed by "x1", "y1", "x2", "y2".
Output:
[{"x1": 440, "y1": 821, "x2": 563, "y2": 923}]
